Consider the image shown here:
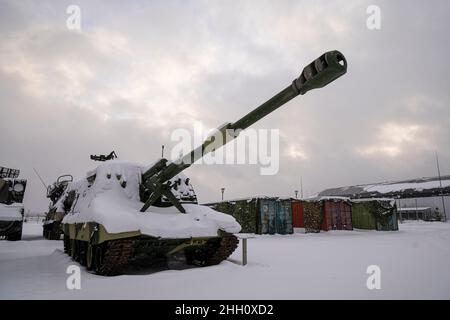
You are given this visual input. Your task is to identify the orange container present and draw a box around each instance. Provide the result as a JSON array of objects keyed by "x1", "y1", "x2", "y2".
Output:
[{"x1": 292, "y1": 200, "x2": 304, "y2": 228}]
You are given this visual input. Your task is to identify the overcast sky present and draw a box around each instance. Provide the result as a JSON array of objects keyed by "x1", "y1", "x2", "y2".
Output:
[{"x1": 1, "y1": 0, "x2": 449, "y2": 212}]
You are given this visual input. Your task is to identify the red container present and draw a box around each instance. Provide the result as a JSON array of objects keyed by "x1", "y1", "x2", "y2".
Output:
[
  {"x1": 292, "y1": 200, "x2": 304, "y2": 228},
  {"x1": 321, "y1": 199, "x2": 352, "y2": 231}
]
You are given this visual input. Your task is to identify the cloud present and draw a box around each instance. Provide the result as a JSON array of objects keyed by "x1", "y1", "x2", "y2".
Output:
[
  {"x1": 287, "y1": 145, "x2": 309, "y2": 160},
  {"x1": 356, "y1": 123, "x2": 431, "y2": 157},
  {"x1": 0, "y1": 0, "x2": 449, "y2": 211}
]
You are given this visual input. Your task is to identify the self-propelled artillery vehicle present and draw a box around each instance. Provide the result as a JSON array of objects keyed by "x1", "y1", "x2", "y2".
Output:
[{"x1": 59, "y1": 51, "x2": 347, "y2": 275}]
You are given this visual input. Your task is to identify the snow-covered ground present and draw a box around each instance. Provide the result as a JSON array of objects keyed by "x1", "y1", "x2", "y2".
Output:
[{"x1": 1, "y1": 221, "x2": 449, "y2": 299}]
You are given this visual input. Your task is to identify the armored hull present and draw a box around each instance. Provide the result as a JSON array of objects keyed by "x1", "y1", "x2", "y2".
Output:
[
  {"x1": 43, "y1": 210, "x2": 65, "y2": 239},
  {"x1": 0, "y1": 204, "x2": 24, "y2": 240},
  {"x1": 0, "y1": 173, "x2": 27, "y2": 241},
  {"x1": 43, "y1": 175, "x2": 73, "y2": 240}
]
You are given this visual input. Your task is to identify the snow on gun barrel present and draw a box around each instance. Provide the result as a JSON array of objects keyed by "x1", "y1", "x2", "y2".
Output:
[{"x1": 58, "y1": 50, "x2": 347, "y2": 275}]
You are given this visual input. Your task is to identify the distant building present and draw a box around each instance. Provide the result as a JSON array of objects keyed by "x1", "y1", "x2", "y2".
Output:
[{"x1": 318, "y1": 176, "x2": 450, "y2": 221}]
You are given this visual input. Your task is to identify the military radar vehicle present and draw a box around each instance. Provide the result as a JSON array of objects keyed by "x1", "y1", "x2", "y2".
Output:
[
  {"x1": 0, "y1": 166, "x2": 27, "y2": 240},
  {"x1": 59, "y1": 51, "x2": 347, "y2": 275},
  {"x1": 42, "y1": 174, "x2": 73, "y2": 239}
]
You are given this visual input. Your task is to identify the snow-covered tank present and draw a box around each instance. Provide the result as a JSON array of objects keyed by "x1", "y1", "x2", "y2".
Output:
[
  {"x1": 0, "y1": 166, "x2": 27, "y2": 241},
  {"x1": 43, "y1": 174, "x2": 73, "y2": 239},
  {"x1": 60, "y1": 50, "x2": 347, "y2": 275},
  {"x1": 60, "y1": 161, "x2": 241, "y2": 275}
]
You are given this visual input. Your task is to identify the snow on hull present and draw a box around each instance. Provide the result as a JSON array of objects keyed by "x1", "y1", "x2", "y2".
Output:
[
  {"x1": 0, "y1": 204, "x2": 23, "y2": 221},
  {"x1": 62, "y1": 161, "x2": 241, "y2": 238}
]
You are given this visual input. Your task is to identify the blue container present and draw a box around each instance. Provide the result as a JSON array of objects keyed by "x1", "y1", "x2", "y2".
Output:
[{"x1": 259, "y1": 198, "x2": 293, "y2": 234}]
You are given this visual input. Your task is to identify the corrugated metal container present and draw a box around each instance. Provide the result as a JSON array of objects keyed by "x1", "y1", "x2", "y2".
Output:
[
  {"x1": 212, "y1": 198, "x2": 259, "y2": 233},
  {"x1": 276, "y1": 199, "x2": 293, "y2": 234},
  {"x1": 206, "y1": 197, "x2": 293, "y2": 235},
  {"x1": 351, "y1": 202, "x2": 377, "y2": 229},
  {"x1": 321, "y1": 198, "x2": 353, "y2": 231},
  {"x1": 351, "y1": 199, "x2": 398, "y2": 231},
  {"x1": 303, "y1": 200, "x2": 324, "y2": 233},
  {"x1": 259, "y1": 198, "x2": 277, "y2": 234},
  {"x1": 291, "y1": 200, "x2": 304, "y2": 228},
  {"x1": 378, "y1": 213, "x2": 398, "y2": 231}
]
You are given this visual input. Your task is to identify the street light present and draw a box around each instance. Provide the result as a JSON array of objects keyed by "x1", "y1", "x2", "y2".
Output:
[
  {"x1": 221, "y1": 187, "x2": 225, "y2": 201},
  {"x1": 294, "y1": 190, "x2": 298, "y2": 199}
]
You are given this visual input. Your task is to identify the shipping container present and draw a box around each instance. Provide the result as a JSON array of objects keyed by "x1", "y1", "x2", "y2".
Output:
[
  {"x1": 206, "y1": 197, "x2": 293, "y2": 235},
  {"x1": 351, "y1": 202, "x2": 377, "y2": 229},
  {"x1": 303, "y1": 200, "x2": 323, "y2": 233},
  {"x1": 321, "y1": 197, "x2": 353, "y2": 231},
  {"x1": 291, "y1": 200, "x2": 304, "y2": 228},
  {"x1": 260, "y1": 198, "x2": 277, "y2": 234},
  {"x1": 211, "y1": 198, "x2": 259, "y2": 233},
  {"x1": 351, "y1": 199, "x2": 399, "y2": 231},
  {"x1": 276, "y1": 199, "x2": 293, "y2": 234}
]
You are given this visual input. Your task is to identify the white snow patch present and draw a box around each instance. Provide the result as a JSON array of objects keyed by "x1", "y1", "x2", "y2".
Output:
[
  {"x1": 0, "y1": 204, "x2": 23, "y2": 221},
  {"x1": 352, "y1": 198, "x2": 397, "y2": 207},
  {"x1": 364, "y1": 179, "x2": 450, "y2": 193},
  {"x1": 1, "y1": 221, "x2": 450, "y2": 299}
]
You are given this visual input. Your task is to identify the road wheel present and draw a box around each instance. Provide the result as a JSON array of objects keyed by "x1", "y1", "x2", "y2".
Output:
[
  {"x1": 52, "y1": 224, "x2": 61, "y2": 240},
  {"x1": 70, "y1": 239, "x2": 79, "y2": 261},
  {"x1": 63, "y1": 235, "x2": 70, "y2": 253},
  {"x1": 79, "y1": 242, "x2": 87, "y2": 266},
  {"x1": 7, "y1": 230, "x2": 22, "y2": 241},
  {"x1": 94, "y1": 245, "x2": 104, "y2": 274},
  {"x1": 86, "y1": 244, "x2": 94, "y2": 271}
]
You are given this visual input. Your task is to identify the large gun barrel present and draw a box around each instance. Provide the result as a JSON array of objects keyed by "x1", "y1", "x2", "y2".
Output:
[
  {"x1": 230, "y1": 50, "x2": 347, "y2": 131},
  {"x1": 141, "y1": 50, "x2": 347, "y2": 212}
]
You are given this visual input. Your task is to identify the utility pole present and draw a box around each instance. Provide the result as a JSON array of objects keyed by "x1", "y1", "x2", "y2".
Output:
[
  {"x1": 397, "y1": 196, "x2": 403, "y2": 223},
  {"x1": 435, "y1": 152, "x2": 447, "y2": 222},
  {"x1": 300, "y1": 176, "x2": 304, "y2": 199},
  {"x1": 221, "y1": 187, "x2": 225, "y2": 201},
  {"x1": 415, "y1": 198, "x2": 418, "y2": 220}
]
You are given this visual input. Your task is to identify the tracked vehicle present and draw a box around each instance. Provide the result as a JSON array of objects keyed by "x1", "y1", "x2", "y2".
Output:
[
  {"x1": 0, "y1": 166, "x2": 27, "y2": 240},
  {"x1": 60, "y1": 51, "x2": 347, "y2": 275}
]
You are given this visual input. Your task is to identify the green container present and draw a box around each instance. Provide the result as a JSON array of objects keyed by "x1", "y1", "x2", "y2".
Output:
[
  {"x1": 351, "y1": 199, "x2": 398, "y2": 231},
  {"x1": 208, "y1": 197, "x2": 293, "y2": 234},
  {"x1": 212, "y1": 199, "x2": 259, "y2": 233}
]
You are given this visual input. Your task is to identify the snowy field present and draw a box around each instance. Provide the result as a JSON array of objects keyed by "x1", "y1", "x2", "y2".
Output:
[{"x1": 1, "y1": 221, "x2": 449, "y2": 299}]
